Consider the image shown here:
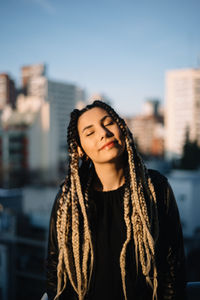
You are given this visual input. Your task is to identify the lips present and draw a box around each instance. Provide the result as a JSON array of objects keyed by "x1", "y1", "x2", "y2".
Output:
[{"x1": 100, "y1": 140, "x2": 117, "y2": 150}]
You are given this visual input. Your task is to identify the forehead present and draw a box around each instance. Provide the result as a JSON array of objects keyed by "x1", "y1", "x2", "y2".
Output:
[{"x1": 78, "y1": 107, "x2": 110, "y2": 130}]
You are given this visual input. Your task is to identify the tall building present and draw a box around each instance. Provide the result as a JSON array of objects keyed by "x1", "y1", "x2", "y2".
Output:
[
  {"x1": 26, "y1": 72, "x2": 85, "y2": 162},
  {"x1": 21, "y1": 64, "x2": 46, "y2": 89},
  {"x1": 0, "y1": 74, "x2": 16, "y2": 109},
  {"x1": 126, "y1": 100, "x2": 164, "y2": 157},
  {"x1": 0, "y1": 95, "x2": 59, "y2": 186},
  {"x1": 142, "y1": 99, "x2": 160, "y2": 116},
  {"x1": 0, "y1": 64, "x2": 86, "y2": 185},
  {"x1": 165, "y1": 68, "x2": 200, "y2": 159}
]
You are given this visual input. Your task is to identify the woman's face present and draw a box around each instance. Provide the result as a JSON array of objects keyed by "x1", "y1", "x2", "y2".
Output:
[{"x1": 77, "y1": 107, "x2": 125, "y2": 166}]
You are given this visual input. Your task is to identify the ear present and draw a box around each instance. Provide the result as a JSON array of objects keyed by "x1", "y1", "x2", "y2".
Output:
[
  {"x1": 77, "y1": 146, "x2": 84, "y2": 158},
  {"x1": 77, "y1": 145, "x2": 90, "y2": 161}
]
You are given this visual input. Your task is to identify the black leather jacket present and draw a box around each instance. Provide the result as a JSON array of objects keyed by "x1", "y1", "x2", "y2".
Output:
[{"x1": 46, "y1": 170, "x2": 187, "y2": 300}]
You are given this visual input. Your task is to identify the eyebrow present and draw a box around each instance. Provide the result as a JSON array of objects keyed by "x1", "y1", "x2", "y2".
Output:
[{"x1": 82, "y1": 115, "x2": 111, "y2": 133}]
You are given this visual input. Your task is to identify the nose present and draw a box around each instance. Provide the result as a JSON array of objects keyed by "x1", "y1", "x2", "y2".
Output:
[{"x1": 98, "y1": 125, "x2": 113, "y2": 140}]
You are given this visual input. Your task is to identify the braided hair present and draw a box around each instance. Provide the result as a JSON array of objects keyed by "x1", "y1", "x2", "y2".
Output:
[{"x1": 54, "y1": 100, "x2": 159, "y2": 300}]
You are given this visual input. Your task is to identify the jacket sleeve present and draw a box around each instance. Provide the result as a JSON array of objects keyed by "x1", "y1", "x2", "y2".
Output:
[
  {"x1": 157, "y1": 180, "x2": 187, "y2": 300},
  {"x1": 46, "y1": 189, "x2": 61, "y2": 300}
]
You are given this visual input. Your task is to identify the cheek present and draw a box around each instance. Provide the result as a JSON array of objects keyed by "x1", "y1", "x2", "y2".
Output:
[{"x1": 79, "y1": 139, "x2": 94, "y2": 157}]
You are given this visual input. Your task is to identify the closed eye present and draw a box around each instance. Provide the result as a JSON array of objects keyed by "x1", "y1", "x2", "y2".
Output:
[
  {"x1": 105, "y1": 121, "x2": 114, "y2": 126},
  {"x1": 86, "y1": 131, "x2": 94, "y2": 136}
]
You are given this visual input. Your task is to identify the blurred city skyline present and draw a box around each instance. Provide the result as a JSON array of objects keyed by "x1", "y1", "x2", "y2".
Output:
[{"x1": 1, "y1": 0, "x2": 200, "y2": 115}]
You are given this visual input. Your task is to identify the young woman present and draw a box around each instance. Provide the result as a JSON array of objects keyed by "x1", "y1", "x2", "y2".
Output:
[{"x1": 46, "y1": 100, "x2": 187, "y2": 300}]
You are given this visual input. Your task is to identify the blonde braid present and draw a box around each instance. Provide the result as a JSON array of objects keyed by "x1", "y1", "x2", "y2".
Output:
[
  {"x1": 135, "y1": 149, "x2": 159, "y2": 243},
  {"x1": 147, "y1": 177, "x2": 159, "y2": 243},
  {"x1": 136, "y1": 153, "x2": 159, "y2": 299},
  {"x1": 119, "y1": 185, "x2": 131, "y2": 300},
  {"x1": 55, "y1": 182, "x2": 77, "y2": 299},
  {"x1": 62, "y1": 189, "x2": 79, "y2": 294},
  {"x1": 73, "y1": 165, "x2": 94, "y2": 298},
  {"x1": 82, "y1": 172, "x2": 94, "y2": 289},
  {"x1": 55, "y1": 184, "x2": 67, "y2": 299},
  {"x1": 71, "y1": 172, "x2": 82, "y2": 298},
  {"x1": 125, "y1": 136, "x2": 158, "y2": 299},
  {"x1": 68, "y1": 144, "x2": 94, "y2": 299}
]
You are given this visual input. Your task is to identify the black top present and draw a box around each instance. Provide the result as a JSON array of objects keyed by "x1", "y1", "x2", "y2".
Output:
[
  {"x1": 46, "y1": 169, "x2": 187, "y2": 300},
  {"x1": 89, "y1": 185, "x2": 126, "y2": 299},
  {"x1": 87, "y1": 185, "x2": 151, "y2": 300}
]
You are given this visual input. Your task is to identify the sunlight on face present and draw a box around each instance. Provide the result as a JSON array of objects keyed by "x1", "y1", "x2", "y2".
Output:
[{"x1": 77, "y1": 107, "x2": 125, "y2": 166}]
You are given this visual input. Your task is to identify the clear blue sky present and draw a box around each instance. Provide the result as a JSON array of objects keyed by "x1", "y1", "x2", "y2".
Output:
[{"x1": 1, "y1": 0, "x2": 200, "y2": 115}]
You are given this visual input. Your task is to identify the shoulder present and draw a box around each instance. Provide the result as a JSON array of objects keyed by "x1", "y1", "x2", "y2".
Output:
[
  {"x1": 148, "y1": 169, "x2": 171, "y2": 206},
  {"x1": 148, "y1": 169, "x2": 169, "y2": 188},
  {"x1": 148, "y1": 169, "x2": 178, "y2": 215}
]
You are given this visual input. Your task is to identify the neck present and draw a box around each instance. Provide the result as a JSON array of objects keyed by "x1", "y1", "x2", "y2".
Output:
[{"x1": 93, "y1": 160, "x2": 125, "y2": 191}]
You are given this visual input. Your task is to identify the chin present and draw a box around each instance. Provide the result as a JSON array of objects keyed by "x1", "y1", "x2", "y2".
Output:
[{"x1": 100, "y1": 151, "x2": 124, "y2": 164}]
